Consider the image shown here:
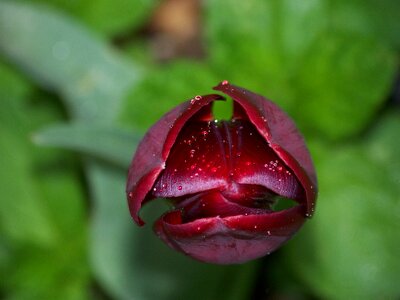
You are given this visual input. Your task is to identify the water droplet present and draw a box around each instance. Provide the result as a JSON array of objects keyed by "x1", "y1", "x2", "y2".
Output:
[
  {"x1": 254, "y1": 225, "x2": 258, "y2": 229},
  {"x1": 174, "y1": 168, "x2": 178, "y2": 172},
  {"x1": 221, "y1": 80, "x2": 229, "y2": 85},
  {"x1": 190, "y1": 99, "x2": 196, "y2": 105},
  {"x1": 198, "y1": 168, "x2": 203, "y2": 172},
  {"x1": 211, "y1": 167, "x2": 217, "y2": 172},
  {"x1": 153, "y1": 187, "x2": 157, "y2": 192},
  {"x1": 195, "y1": 95, "x2": 202, "y2": 100},
  {"x1": 128, "y1": 192, "x2": 133, "y2": 198},
  {"x1": 194, "y1": 173, "x2": 199, "y2": 176},
  {"x1": 277, "y1": 166, "x2": 283, "y2": 171},
  {"x1": 197, "y1": 226, "x2": 201, "y2": 231},
  {"x1": 162, "y1": 184, "x2": 167, "y2": 188},
  {"x1": 267, "y1": 230, "x2": 271, "y2": 235},
  {"x1": 178, "y1": 186, "x2": 182, "y2": 190}
]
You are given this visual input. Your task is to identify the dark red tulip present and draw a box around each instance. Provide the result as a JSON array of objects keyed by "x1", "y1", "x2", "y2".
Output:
[{"x1": 126, "y1": 81, "x2": 317, "y2": 264}]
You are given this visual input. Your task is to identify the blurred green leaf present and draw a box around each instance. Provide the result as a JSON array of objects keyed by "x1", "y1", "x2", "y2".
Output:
[
  {"x1": 285, "y1": 111, "x2": 400, "y2": 299},
  {"x1": 332, "y1": 0, "x2": 400, "y2": 49},
  {"x1": 120, "y1": 60, "x2": 220, "y2": 129},
  {"x1": 0, "y1": 61, "x2": 89, "y2": 299},
  {"x1": 30, "y1": 0, "x2": 160, "y2": 36},
  {"x1": 5, "y1": 234, "x2": 88, "y2": 300},
  {"x1": 204, "y1": 0, "x2": 397, "y2": 140},
  {"x1": 88, "y1": 161, "x2": 257, "y2": 300},
  {"x1": 0, "y1": 126, "x2": 55, "y2": 246},
  {"x1": 0, "y1": 0, "x2": 139, "y2": 123},
  {"x1": 33, "y1": 123, "x2": 141, "y2": 167},
  {"x1": 295, "y1": 32, "x2": 395, "y2": 139}
]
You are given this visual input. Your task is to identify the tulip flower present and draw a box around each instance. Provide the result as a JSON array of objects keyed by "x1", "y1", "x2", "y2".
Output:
[{"x1": 126, "y1": 81, "x2": 317, "y2": 264}]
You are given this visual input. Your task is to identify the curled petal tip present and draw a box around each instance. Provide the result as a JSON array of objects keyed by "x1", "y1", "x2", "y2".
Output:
[{"x1": 126, "y1": 82, "x2": 317, "y2": 264}]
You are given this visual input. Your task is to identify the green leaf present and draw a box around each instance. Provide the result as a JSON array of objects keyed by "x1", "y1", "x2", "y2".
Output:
[
  {"x1": 120, "y1": 61, "x2": 220, "y2": 130},
  {"x1": 204, "y1": 0, "x2": 397, "y2": 140},
  {"x1": 0, "y1": 61, "x2": 89, "y2": 299},
  {"x1": 0, "y1": 0, "x2": 139, "y2": 123},
  {"x1": 33, "y1": 123, "x2": 141, "y2": 167},
  {"x1": 295, "y1": 32, "x2": 396, "y2": 139},
  {"x1": 332, "y1": 0, "x2": 400, "y2": 49},
  {"x1": 30, "y1": 0, "x2": 160, "y2": 36},
  {"x1": 88, "y1": 161, "x2": 257, "y2": 300},
  {"x1": 285, "y1": 111, "x2": 400, "y2": 299},
  {"x1": 0, "y1": 126, "x2": 55, "y2": 246}
]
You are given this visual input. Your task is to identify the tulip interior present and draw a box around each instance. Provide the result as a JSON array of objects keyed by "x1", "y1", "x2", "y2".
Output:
[
  {"x1": 151, "y1": 106, "x2": 305, "y2": 223},
  {"x1": 127, "y1": 82, "x2": 317, "y2": 264}
]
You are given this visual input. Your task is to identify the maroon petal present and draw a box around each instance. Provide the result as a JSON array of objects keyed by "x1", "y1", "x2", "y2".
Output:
[
  {"x1": 126, "y1": 94, "x2": 225, "y2": 225},
  {"x1": 213, "y1": 82, "x2": 317, "y2": 216},
  {"x1": 153, "y1": 118, "x2": 304, "y2": 202},
  {"x1": 154, "y1": 204, "x2": 305, "y2": 264}
]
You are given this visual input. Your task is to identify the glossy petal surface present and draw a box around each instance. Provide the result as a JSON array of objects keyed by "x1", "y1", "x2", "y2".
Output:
[
  {"x1": 214, "y1": 82, "x2": 317, "y2": 215},
  {"x1": 155, "y1": 196, "x2": 306, "y2": 264},
  {"x1": 126, "y1": 94, "x2": 224, "y2": 224},
  {"x1": 126, "y1": 82, "x2": 317, "y2": 264}
]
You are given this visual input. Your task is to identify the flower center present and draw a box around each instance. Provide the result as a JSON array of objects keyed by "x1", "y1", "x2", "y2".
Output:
[{"x1": 152, "y1": 119, "x2": 305, "y2": 208}]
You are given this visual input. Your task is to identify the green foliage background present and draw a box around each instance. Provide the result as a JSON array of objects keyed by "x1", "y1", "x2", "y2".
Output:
[{"x1": 0, "y1": 1, "x2": 399, "y2": 299}]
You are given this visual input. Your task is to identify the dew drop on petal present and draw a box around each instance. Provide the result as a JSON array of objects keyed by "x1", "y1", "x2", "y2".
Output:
[
  {"x1": 221, "y1": 80, "x2": 229, "y2": 85},
  {"x1": 194, "y1": 95, "x2": 202, "y2": 100},
  {"x1": 178, "y1": 186, "x2": 182, "y2": 190}
]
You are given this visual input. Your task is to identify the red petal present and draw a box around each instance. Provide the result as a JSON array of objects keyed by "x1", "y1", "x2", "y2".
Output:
[
  {"x1": 154, "y1": 204, "x2": 305, "y2": 264},
  {"x1": 213, "y1": 82, "x2": 317, "y2": 216},
  {"x1": 153, "y1": 118, "x2": 304, "y2": 202},
  {"x1": 126, "y1": 94, "x2": 225, "y2": 225}
]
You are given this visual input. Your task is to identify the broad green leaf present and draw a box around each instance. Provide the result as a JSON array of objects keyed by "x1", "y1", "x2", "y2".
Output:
[
  {"x1": 332, "y1": 0, "x2": 400, "y2": 49},
  {"x1": 204, "y1": 0, "x2": 397, "y2": 140},
  {"x1": 0, "y1": 0, "x2": 139, "y2": 123},
  {"x1": 285, "y1": 111, "x2": 400, "y2": 299},
  {"x1": 88, "y1": 161, "x2": 257, "y2": 300},
  {"x1": 0, "y1": 126, "x2": 55, "y2": 246},
  {"x1": 120, "y1": 60, "x2": 220, "y2": 129},
  {"x1": 0, "y1": 61, "x2": 89, "y2": 299},
  {"x1": 30, "y1": 0, "x2": 160, "y2": 36},
  {"x1": 4, "y1": 233, "x2": 88, "y2": 300},
  {"x1": 294, "y1": 32, "x2": 395, "y2": 139},
  {"x1": 33, "y1": 123, "x2": 140, "y2": 167}
]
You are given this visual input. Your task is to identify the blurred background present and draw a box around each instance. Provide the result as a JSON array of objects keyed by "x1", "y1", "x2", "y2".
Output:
[{"x1": 0, "y1": 0, "x2": 399, "y2": 299}]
